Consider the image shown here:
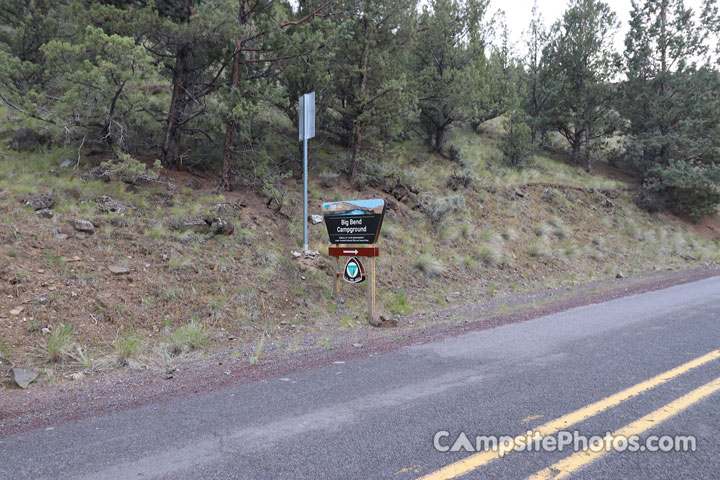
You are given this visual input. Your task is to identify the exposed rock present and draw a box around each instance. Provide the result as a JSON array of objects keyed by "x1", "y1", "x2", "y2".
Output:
[
  {"x1": 386, "y1": 182, "x2": 422, "y2": 209},
  {"x1": 514, "y1": 188, "x2": 527, "y2": 198},
  {"x1": 616, "y1": 272, "x2": 625, "y2": 279},
  {"x1": 186, "y1": 177, "x2": 202, "y2": 190},
  {"x1": 10, "y1": 128, "x2": 50, "y2": 152},
  {"x1": 309, "y1": 214, "x2": 323, "y2": 225},
  {"x1": 211, "y1": 217, "x2": 234, "y2": 236},
  {"x1": 176, "y1": 217, "x2": 211, "y2": 234},
  {"x1": 369, "y1": 314, "x2": 397, "y2": 328},
  {"x1": 446, "y1": 173, "x2": 473, "y2": 191},
  {"x1": 70, "y1": 372, "x2": 85, "y2": 381},
  {"x1": 36, "y1": 209, "x2": 55, "y2": 219},
  {"x1": 72, "y1": 219, "x2": 95, "y2": 233},
  {"x1": 95, "y1": 196, "x2": 126, "y2": 214},
  {"x1": 385, "y1": 182, "x2": 419, "y2": 202},
  {"x1": 384, "y1": 197, "x2": 399, "y2": 211},
  {"x1": 108, "y1": 265, "x2": 130, "y2": 275},
  {"x1": 109, "y1": 217, "x2": 130, "y2": 227},
  {"x1": 175, "y1": 216, "x2": 234, "y2": 236},
  {"x1": 24, "y1": 193, "x2": 56, "y2": 210},
  {"x1": 60, "y1": 159, "x2": 74, "y2": 168},
  {"x1": 9, "y1": 306, "x2": 24, "y2": 316},
  {"x1": 542, "y1": 188, "x2": 560, "y2": 203},
  {"x1": 291, "y1": 250, "x2": 321, "y2": 273},
  {"x1": 10, "y1": 367, "x2": 39, "y2": 389},
  {"x1": 378, "y1": 317, "x2": 398, "y2": 328}
]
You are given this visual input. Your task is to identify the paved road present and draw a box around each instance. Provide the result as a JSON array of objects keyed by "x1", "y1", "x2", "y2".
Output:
[{"x1": 2, "y1": 277, "x2": 720, "y2": 479}]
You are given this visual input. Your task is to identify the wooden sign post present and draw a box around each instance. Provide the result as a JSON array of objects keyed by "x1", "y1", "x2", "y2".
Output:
[{"x1": 323, "y1": 199, "x2": 385, "y2": 324}]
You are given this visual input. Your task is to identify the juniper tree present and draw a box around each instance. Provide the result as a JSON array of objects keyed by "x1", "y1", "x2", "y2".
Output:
[
  {"x1": 414, "y1": 0, "x2": 490, "y2": 154},
  {"x1": 621, "y1": 0, "x2": 720, "y2": 218},
  {"x1": 325, "y1": 0, "x2": 417, "y2": 185},
  {"x1": 522, "y1": 2, "x2": 555, "y2": 144},
  {"x1": 544, "y1": 0, "x2": 619, "y2": 171}
]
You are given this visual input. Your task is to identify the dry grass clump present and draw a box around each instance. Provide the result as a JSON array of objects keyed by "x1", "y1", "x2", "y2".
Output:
[{"x1": 413, "y1": 254, "x2": 445, "y2": 278}]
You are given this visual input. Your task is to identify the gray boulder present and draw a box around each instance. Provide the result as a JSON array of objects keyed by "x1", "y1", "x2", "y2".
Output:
[
  {"x1": 25, "y1": 193, "x2": 56, "y2": 211},
  {"x1": 10, "y1": 367, "x2": 39, "y2": 389},
  {"x1": 73, "y1": 219, "x2": 95, "y2": 233}
]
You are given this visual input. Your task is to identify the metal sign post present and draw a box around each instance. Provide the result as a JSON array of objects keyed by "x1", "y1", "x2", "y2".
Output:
[{"x1": 299, "y1": 92, "x2": 315, "y2": 252}]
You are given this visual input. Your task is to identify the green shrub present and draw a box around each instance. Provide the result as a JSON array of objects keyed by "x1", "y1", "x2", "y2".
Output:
[
  {"x1": 425, "y1": 194, "x2": 467, "y2": 225},
  {"x1": 645, "y1": 160, "x2": 720, "y2": 220},
  {"x1": 500, "y1": 109, "x2": 535, "y2": 167}
]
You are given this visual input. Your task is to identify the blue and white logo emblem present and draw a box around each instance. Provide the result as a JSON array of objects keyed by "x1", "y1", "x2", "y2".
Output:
[{"x1": 343, "y1": 257, "x2": 365, "y2": 283}]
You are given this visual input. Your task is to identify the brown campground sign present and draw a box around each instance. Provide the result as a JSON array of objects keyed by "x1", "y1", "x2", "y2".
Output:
[
  {"x1": 321, "y1": 199, "x2": 385, "y2": 324},
  {"x1": 322, "y1": 199, "x2": 386, "y2": 244}
]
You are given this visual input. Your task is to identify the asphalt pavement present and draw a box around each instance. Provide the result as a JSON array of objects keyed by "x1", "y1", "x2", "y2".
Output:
[{"x1": 2, "y1": 276, "x2": 719, "y2": 479}]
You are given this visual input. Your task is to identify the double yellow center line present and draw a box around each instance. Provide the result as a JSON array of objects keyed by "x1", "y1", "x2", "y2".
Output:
[{"x1": 419, "y1": 349, "x2": 720, "y2": 480}]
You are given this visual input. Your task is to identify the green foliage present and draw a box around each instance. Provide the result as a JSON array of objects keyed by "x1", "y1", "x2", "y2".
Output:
[
  {"x1": 388, "y1": 290, "x2": 413, "y2": 314},
  {"x1": 522, "y1": 3, "x2": 555, "y2": 143},
  {"x1": 169, "y1": 321, "x2": 211, "y2": 353},
  {"x1": 645, "y1": 160, "x2": 720, "y2": 219},
  {"x1": 544, "y1": 0, "x2": 620, "y2": 170},
  {"x1": 101, "y1": 151, "x2": 158, "y2": 183},
  {"x1": 326, "y1": 0, "x2": 417, "y2": 182},
  {"x1": 620, "y1": 0, "x2": 720, "y2": 215},
  {"x1": 425, "y1": 194, "x2": 467, "y2": 225},
  {"x1": 115, "y1": 332, "x2": 144, "y2": 361},
  {"x1": 414, "y1": 0, "x2": 490, "y2": 152},
  {"x1": 500, "y1": 108, "x2": 535, "y2": 167}
]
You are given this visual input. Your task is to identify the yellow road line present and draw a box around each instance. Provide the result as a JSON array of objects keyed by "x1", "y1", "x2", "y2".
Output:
[
  {"x1": 418, "y1": 349, "x2": 720, "y2": 480},
  {"x1": 527, "y1": 375, "x2": 720, "y2": 480}
]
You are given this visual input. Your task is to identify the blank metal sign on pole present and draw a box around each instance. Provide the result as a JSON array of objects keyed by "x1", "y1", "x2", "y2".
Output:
[{"x1": 299, "y1": 92, "x2": 315, "y2": 251}]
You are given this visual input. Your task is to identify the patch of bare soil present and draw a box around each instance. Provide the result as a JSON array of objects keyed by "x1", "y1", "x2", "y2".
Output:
[
  {"x1": 592, "y1": 161, "x2": 642, "y2": 185},
  {"x1": 662, "y1": 211, "x2": 720, "y2": 241}
]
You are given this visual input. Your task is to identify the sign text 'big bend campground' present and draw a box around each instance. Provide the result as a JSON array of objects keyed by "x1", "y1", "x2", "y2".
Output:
[{"x1": 322, "y1": 199, "x2": 386, "y2": 245}]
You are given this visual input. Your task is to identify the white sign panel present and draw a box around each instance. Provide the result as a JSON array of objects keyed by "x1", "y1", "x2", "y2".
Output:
[{"x1": 298, "y1": 92, "x2": 315, "y2": 141}]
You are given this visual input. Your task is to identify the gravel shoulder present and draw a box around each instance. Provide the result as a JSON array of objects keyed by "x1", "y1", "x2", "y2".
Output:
[{"x1": 1, "y1": 265, "x2": 718, "y2": 438}]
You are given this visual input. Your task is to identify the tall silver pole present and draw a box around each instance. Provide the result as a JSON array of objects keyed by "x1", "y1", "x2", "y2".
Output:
[{"x1": 303, "y1": 136, "x2": 309, "y2": 252}]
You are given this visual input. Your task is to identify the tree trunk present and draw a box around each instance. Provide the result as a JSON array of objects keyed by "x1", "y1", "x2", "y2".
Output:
[
  {"x1": 434, "y1": 127, "x2": 445, "y2": 154},
  {"x1": 222, "y1": 0, "x2": 246, "y2": 192},
  {"x1": 571, "y1": 136, "x2": 581, "y2": 164},
  {"x1": 162, "y1": 43, "x2": 190, "y2": 169},
  {"x1": 161, "y1": 0, "x2": 193, "y2": 169},
  {"x1": 584, "y1": 124, "x2": 591, "y2": 172}
]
